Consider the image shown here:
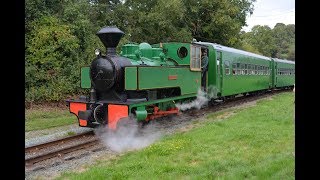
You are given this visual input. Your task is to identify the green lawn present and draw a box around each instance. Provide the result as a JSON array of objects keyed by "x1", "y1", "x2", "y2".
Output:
[
  {"x1": 25, "y1": 107, "x2": 77, "y2": 132},
  {"x1": 57, "y1": 92, "x2": 295, "y2": 179}
]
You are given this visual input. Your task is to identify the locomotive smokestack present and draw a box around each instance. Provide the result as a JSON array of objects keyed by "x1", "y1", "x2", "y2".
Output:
[{"x1": 96, "y1": 26, "x2": 124, "y2": 55}]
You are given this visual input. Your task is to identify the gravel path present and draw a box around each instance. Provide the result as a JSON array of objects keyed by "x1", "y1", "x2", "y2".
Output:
[{"x1": 25, "y1": 124, "x2": 93, "y2": 148}]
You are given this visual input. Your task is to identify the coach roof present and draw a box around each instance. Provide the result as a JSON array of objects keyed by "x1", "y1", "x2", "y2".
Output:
[
  {"x1": 272, "y1": 58, "x2": 295, "y2": 64},
  {"x1": 195, "y1": 42, "x2": 271, "y2": 61}
]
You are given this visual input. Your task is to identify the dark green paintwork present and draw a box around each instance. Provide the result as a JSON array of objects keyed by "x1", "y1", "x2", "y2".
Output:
[
  {"x1": 220, "y1": 52, "x2": 271, "y2": 96},
  {"x1": 135, "y1": 106, "x2": 147, "y2": 121},
  {"x1": 124, "y1": 67, "x2": 137, "y2": 90},
  {"x1": 195, "y1": 42, "x2": 273, "y2": 96},
  {"x1": 121, "y1": 43, "x2": 174, "y2": 66},
  {"x1": 80, "y1": 67, "x2": 91, "y2": 88},
  {"x1": 129, "y1": 94, "x2": 196, "y2": 109},
  {"x1": 273, "y1": 60, "x2": 295, "y2": 87},
  {"x1": 161, "y1": 43, "x2": 191, "y2": 65},
  {"x1": 137, "y1": 67, "x2": 201, "y2": 95}
]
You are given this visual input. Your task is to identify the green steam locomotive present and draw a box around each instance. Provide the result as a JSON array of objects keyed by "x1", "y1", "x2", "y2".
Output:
[{"x1": 66, "y1": 26, "x2": 295, "y2": 129}]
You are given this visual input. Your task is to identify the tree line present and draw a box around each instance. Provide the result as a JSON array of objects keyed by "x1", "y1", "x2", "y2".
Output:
[
  {"x1": 240, "y1": 23, "x2": 295, "y2": 60},
  {"x1": 25, "y1": 0, "x2": 294, "y2": 104}
]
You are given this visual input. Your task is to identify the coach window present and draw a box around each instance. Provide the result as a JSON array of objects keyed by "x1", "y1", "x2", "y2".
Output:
[
  {"x1": 251, "y1": 64, "x2": 254, "y2": 75},
  {"x1": 240, "y1": 64, "x2": 244, "y2": 75},
  {"x1": 244, "y1": 64, "x2": 248, "y2": 75},
  {"x1": 265, "y1": 66, "x2": 268, "y2": 75},
  {"x1": 232, "y1": 63, "x2": 237, "y2": 75},
  {"x1": 190, "y1": 45, "x2": 201, "y2": 71},
  {"x1": 250, "y1": 64, "x2": 254, "y2": 75},
  {"x1": 225, "y1": 61, "x2": 230, "y2": 75},
  {"x1": 247, "y1": 64, "x2": 251, "y2": 75},
  {"x1": 236, "y1": 63, "x2": 241, "y2": 75},
  {"x1": 265, "y1": 67, "x2": 268, "y2": 75}
]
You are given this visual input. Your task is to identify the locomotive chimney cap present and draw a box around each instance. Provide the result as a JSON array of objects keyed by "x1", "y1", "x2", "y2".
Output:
[
  {"x1": 97, "y1": 26, "x2": 124, "y2": 35},
  {"x1": 96, "y1": 26, "x2": 125, "y2": 49}
]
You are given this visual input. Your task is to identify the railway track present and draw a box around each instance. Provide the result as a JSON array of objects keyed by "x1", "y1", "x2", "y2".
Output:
[{"x1": 25, "y1": 131, "x2": 102, "y2": 171}]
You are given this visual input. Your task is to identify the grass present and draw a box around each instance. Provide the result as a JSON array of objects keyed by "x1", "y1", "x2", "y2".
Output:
[
  {"x1": 25, "y1": 107, "x2": 77, "y2": 132},
  {"x1": 57, "y1": 92, "x2": 295, "y2": 179}
]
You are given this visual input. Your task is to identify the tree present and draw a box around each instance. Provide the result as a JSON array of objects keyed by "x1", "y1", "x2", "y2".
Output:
[
  {"x1": 272, "y1": 23, "x2": 295, "y2": 60},
  {"x1": 182, "y1": 0, "x2": 255, "y2": 46},
  {"x1": 26, "y1": 16, "x2": 81, "y2": 102},
  {"x1": 239, "y1": 24, "x2": 295, "y2": 60}
]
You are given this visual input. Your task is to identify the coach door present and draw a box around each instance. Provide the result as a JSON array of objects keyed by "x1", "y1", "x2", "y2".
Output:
[
  {"x1": 274, "y1": 61, "x2": 278, "y2": 87},
  {"x1": 216, "y1": 51, "x2": 223, "y2": 93}
]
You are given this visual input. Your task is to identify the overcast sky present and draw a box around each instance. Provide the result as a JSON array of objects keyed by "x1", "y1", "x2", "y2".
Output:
[{"x1": 242, "y1": 0, "x2": 295, "y2": 32}]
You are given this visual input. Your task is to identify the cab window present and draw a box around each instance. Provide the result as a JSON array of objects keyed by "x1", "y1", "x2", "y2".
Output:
[{"x1": 190, "y1": 45, "x2": 201, "y2": 71}]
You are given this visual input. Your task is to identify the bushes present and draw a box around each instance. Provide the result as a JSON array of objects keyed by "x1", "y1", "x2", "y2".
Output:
[{"x1": 25, "y1": 16, "x2": 92, "y2": 103}]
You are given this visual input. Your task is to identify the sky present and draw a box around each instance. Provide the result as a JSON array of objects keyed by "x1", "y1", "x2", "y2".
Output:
[{"x1": 242, "y1": 0, "x2": 295, "y2": 32}]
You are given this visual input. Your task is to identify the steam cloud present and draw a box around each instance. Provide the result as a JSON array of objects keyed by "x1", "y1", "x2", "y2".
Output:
[
  {"x1": 94, "y1": 86, "x2": 218, "y2": 152},
  {"x1": 175, "y1": 86, "x2": 218, "y2": 111},
  {"x1": 94, "y1": 117, "x2": 162, "y2": 153}
]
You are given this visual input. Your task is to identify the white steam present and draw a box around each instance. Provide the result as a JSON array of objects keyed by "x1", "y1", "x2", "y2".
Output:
[
  {"x1": 94, "y1": 117, "x2": 162, "y2": 153},
  {"x1": 175, "y1": 86, "x2": 218, "y2": 111}
]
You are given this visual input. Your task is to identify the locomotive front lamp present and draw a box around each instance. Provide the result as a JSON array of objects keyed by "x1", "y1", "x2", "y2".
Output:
[{"x1": 95, "y1": 49, "x2": 101, "y2": 56}]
